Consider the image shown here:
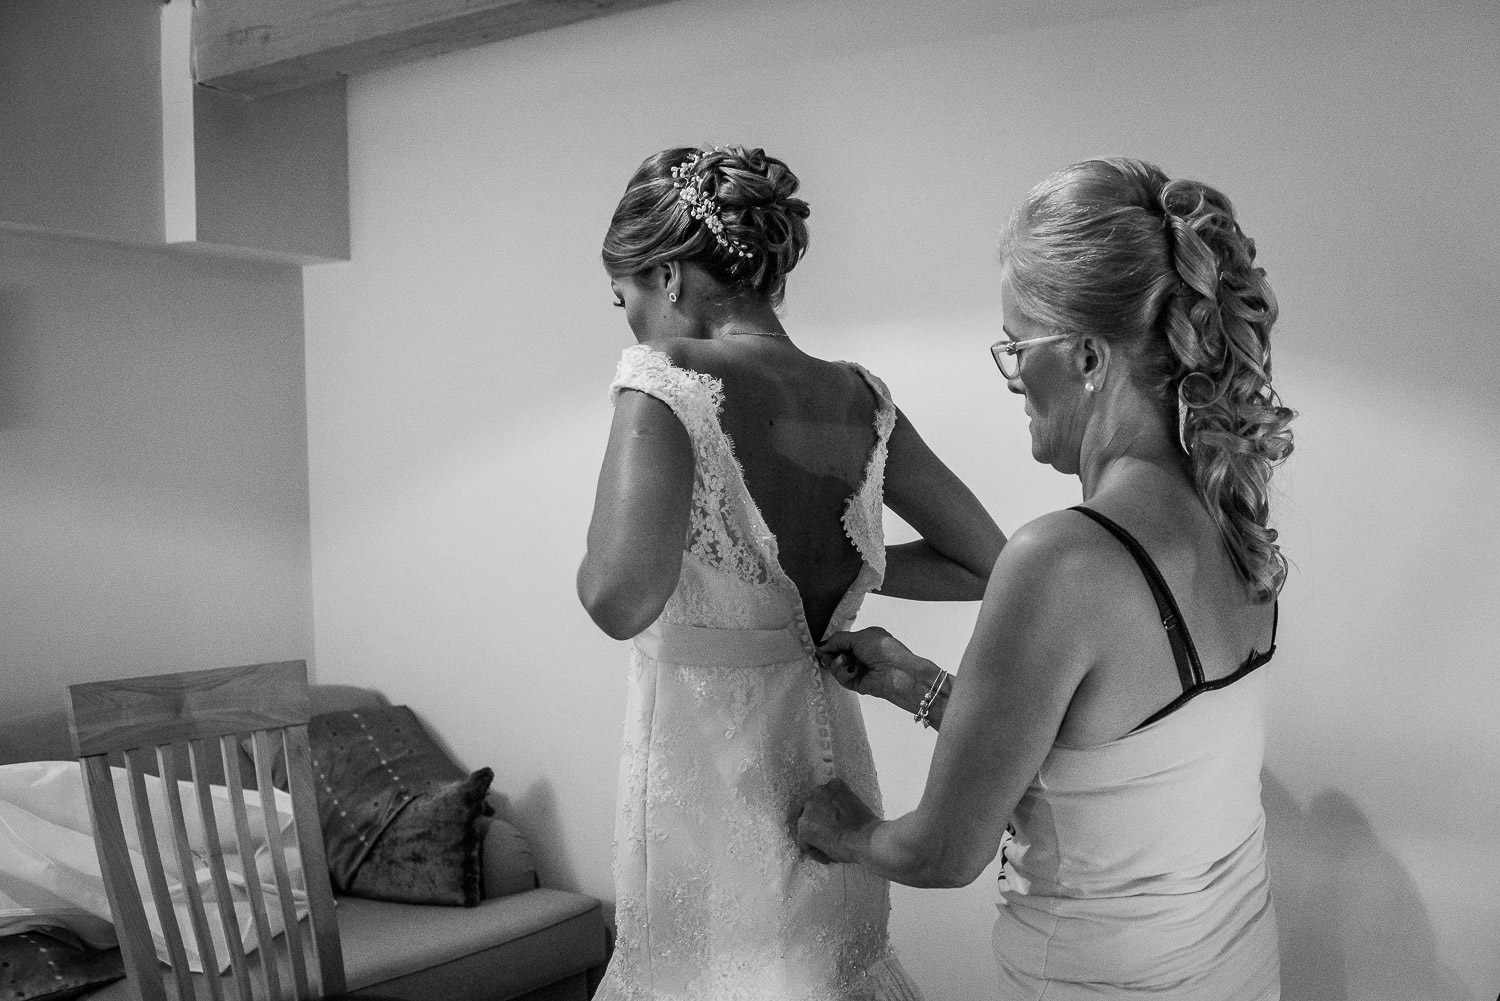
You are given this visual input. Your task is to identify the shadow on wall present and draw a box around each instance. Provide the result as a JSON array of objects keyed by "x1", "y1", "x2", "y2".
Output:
[
  {"x1": 1264, "y1": 772, "x2": 1475, "y2": 1001},
  {"x1": 499, "y1": 778, "x2": 582, "y2": 896}
]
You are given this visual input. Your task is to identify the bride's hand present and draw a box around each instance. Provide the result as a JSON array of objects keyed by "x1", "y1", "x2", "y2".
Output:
[
  {"x1": 797, "y1": 778, "x2": 879, "y2": 865},
  {"x1": 817, "y1": 627, "x2": 935, "y2": 714}
]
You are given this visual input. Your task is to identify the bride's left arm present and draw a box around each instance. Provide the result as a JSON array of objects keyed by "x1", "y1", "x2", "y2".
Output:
[
  {"x1": 878, "y1": 409, "x2": 1005, "y2": 601},
  {"x1": 577, "y1": 390, "x2": 693, "y2": 639}
]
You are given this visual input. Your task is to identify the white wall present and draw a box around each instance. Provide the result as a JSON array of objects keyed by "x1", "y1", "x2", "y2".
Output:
[
  {"x1": 303, "y1": 0, "x2": 1500, "y2": 997},
  {"x1": 0, "y1": 231, "x2": 314, "y2": 763}
]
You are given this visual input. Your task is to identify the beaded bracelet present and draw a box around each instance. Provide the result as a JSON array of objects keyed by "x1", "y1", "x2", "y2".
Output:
[{"x1": 914, "y1": 669, "x2": 949, "y2": 729}]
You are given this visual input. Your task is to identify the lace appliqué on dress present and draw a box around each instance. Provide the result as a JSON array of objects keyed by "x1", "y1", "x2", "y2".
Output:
[
  {"x1": 612, "y1": 346, "x2": 776, "y2": 593},
  {"x1": 838, "y1": 363, "x2": 897, "y2": 580}
]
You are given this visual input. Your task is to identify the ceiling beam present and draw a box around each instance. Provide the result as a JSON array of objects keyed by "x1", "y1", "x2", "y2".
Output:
[{"x1": 194, "y1": 0, "x2": 674, "y2": 98}]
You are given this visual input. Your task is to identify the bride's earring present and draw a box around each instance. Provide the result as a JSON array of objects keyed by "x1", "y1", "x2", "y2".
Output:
[{"x1": 669, "y1": 292, "x2": 678, "y2": 303}]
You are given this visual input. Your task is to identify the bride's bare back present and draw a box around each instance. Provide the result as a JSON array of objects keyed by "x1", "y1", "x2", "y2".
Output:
[{"x1": 666, "y1": 335, "x2": 880, "y2": 640}]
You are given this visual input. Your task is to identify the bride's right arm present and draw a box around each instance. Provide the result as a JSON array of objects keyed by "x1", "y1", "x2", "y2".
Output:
[
  {"x1": 879, "y1": 409, "x2": 1005, "y2": 601},
  {"x1": 577, "y1": 389, "x2": 693, "y2": 639}
]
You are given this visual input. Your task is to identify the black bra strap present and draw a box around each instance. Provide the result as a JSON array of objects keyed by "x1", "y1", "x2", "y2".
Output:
[{"x1": 1070, "y1": 506, "x2": 1206, "y2": 691}]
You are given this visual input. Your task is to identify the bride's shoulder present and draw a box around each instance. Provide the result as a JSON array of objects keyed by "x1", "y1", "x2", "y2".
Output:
[
  {"x1": 612, "y1": 342, "x2": 722, "y2": 412},
  {"x1": 616, "y1": 341, "x2": 693, "y2": 380},
  {"x1": 829, "y1": 359, "x2": 896, "y2": 415},
  {"x1": 618, "y1": 339, "x2": 718, "y2": 377},
  {"x1": 643, "y1": 337, "x2": 757, "y2": 392}
]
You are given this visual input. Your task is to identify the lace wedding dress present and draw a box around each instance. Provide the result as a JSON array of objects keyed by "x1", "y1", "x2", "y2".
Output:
[{"x1": 594, "y1": 345, "x2": 923, "y2": 1001}]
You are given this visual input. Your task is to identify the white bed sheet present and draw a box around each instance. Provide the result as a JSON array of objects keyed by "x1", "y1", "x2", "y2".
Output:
[{"x1": 0, "y1": 759, "x2": 308, "y2": 972}]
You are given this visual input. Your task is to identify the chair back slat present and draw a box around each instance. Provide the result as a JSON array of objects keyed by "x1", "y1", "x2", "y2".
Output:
[
  {"x1": 221, "y1": 737, "x2": 283, "y2": 1001},
  {"x1": 79, "y1": 754, "x2": 168, "y2": 1001},
  {"x1": 67, "y1": 661, "x2": 344, "y2": 1001},
  {"x1": 158, "y1": 744, "x2": 224, "y2": 1000},
  {"x1": 252, "y1": 730, "x2": 311, "y2": 999},
  {"x1": 191, "y1": 739, "x2": 255, "y2": 1000},
  {"x1": 70, "y1": 662, "x2": 310, "y2": 757},
  {"x1": 282, "y1": 724, "x2": 345, "y2": 996},
  {"x1": 124, "y1": 749, "x2": 198, "y2": 999}
]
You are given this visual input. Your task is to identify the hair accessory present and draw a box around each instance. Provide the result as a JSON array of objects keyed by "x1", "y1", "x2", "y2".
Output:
[
  {"x1": 914, "y1": 669, "x2": 949, "y2": 729},
  {"x1": 670, "y1": 153, "x2": 754, "y2": 260},
  {"x1": 1175, "y1": 372, "x2": 1218, "y2": 456},
  {"x1": 1177, "y1": 383, "x2": 1193, "y2": 455}
]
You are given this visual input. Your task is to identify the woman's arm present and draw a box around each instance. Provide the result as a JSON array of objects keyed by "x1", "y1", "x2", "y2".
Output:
[
  {"x1": 879, "y1": 408, "x2": 1005, "y2": 601},
  {"x1": 818, "y1": 628, "x2": 953, "y2": 729},
  {"x1": 800, "y1": 513, "x2": 1096, "y2": 887},
  {"x1": 576, "y1": 390, "x2": 693, "y2": 639}
]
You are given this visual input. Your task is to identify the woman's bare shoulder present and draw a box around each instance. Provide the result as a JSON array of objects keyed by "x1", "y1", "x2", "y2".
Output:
[
  {"x1": 652, "y1": 337, "x2": 754, "y2": 386},
  {"x1": 994, "y1": 509, "x2": 1142, "y2": 603},
  {"x1": 1002, "y1": 509, "x2": 1096, "y2": 563},
  {"x1": 644, "y1": 337, "x2": 708, "y2": 373}
]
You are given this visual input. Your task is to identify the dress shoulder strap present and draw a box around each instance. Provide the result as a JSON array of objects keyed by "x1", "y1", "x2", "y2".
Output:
[
  {"x1": 610, "y1": 344, "x2": 724, "y2": 439},
  {"x1": 833, "y1": 362, "x2": 898, "y2": 578},
  {"x1": 1070, "y1": 506, "x2": 1206, "y2": 692}
]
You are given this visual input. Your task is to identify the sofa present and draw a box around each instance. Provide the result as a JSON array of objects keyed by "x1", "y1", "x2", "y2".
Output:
[{"x1": 0, "y1": 683, "x2": 610, "y2": 1001}]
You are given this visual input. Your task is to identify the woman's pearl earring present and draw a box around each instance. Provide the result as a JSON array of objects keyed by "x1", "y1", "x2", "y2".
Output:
[{"x1": 1085, "y1": 381, "x2": 1096, "y2": 392}]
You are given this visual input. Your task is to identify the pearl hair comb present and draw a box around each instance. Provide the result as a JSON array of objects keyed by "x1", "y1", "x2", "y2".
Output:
[{"x1": 670, "y1": 152, "x2": 754, "y2": 260}]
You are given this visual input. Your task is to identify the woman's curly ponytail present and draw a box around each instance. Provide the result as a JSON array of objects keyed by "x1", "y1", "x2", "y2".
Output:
[
  {"x1": 1159, "y1": 180, "x2": 1294, "y2": 601},
  {"x1": 1000, "y1": 158, "x2": 1294, "y2": 602}
]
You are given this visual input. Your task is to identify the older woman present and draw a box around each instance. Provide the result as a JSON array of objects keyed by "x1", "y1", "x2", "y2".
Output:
[{"x1": 798, "y1": 157, "x2": 1294, "y2": 999}]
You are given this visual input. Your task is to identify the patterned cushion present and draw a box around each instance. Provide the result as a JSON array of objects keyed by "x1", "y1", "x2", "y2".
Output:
[
  {"x1": 308, "y1": 706, "x2": 493, "y2": 907},
  {"x1": 0, "y1": 930, "x2": 124, "y2": 1001}
]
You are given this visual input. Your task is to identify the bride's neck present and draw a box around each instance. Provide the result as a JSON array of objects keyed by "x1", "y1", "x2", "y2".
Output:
[{"x1": 694, "y1": 290, "x2": 785, "y2": 340}]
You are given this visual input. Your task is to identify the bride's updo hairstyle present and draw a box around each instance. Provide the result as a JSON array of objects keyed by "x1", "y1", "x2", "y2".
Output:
[
  {"x1": 602, "y1": 145, "x2": 810, "y2": 307},
  {"x1": 999, "y1": 157, "x2": 1295, "y2": 602}
]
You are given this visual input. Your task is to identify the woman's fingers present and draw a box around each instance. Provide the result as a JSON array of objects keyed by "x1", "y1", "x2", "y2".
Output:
[
  {"x1": 797, "y1": 779, "x2": 846, "y2": 862},
  {"x1": 818, "y1": 649, "x2": 868, "y2": 689}
]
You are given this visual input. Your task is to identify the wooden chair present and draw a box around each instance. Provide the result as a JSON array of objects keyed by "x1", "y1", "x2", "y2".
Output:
[{"x1": 66, "y1": 661, "x2": 349, "y2": 1001}]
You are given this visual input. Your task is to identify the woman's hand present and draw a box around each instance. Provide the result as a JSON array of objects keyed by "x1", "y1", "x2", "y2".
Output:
[
  {"x1": 818, "y1": 627, "x2": 936, "y2": 714},
  {"x1": 797, "y1": 778, "x2": 880, "y2": 865}
]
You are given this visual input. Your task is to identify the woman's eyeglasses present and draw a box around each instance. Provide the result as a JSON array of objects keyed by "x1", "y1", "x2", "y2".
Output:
[{"x1": 990, "y1": 334, "x2": 1068, "y2": 379}]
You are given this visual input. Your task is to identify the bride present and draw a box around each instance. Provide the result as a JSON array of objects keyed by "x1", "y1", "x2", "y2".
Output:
[{"x1": 578, "y1": 144, "x2": 1004, "y2": 1000}]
